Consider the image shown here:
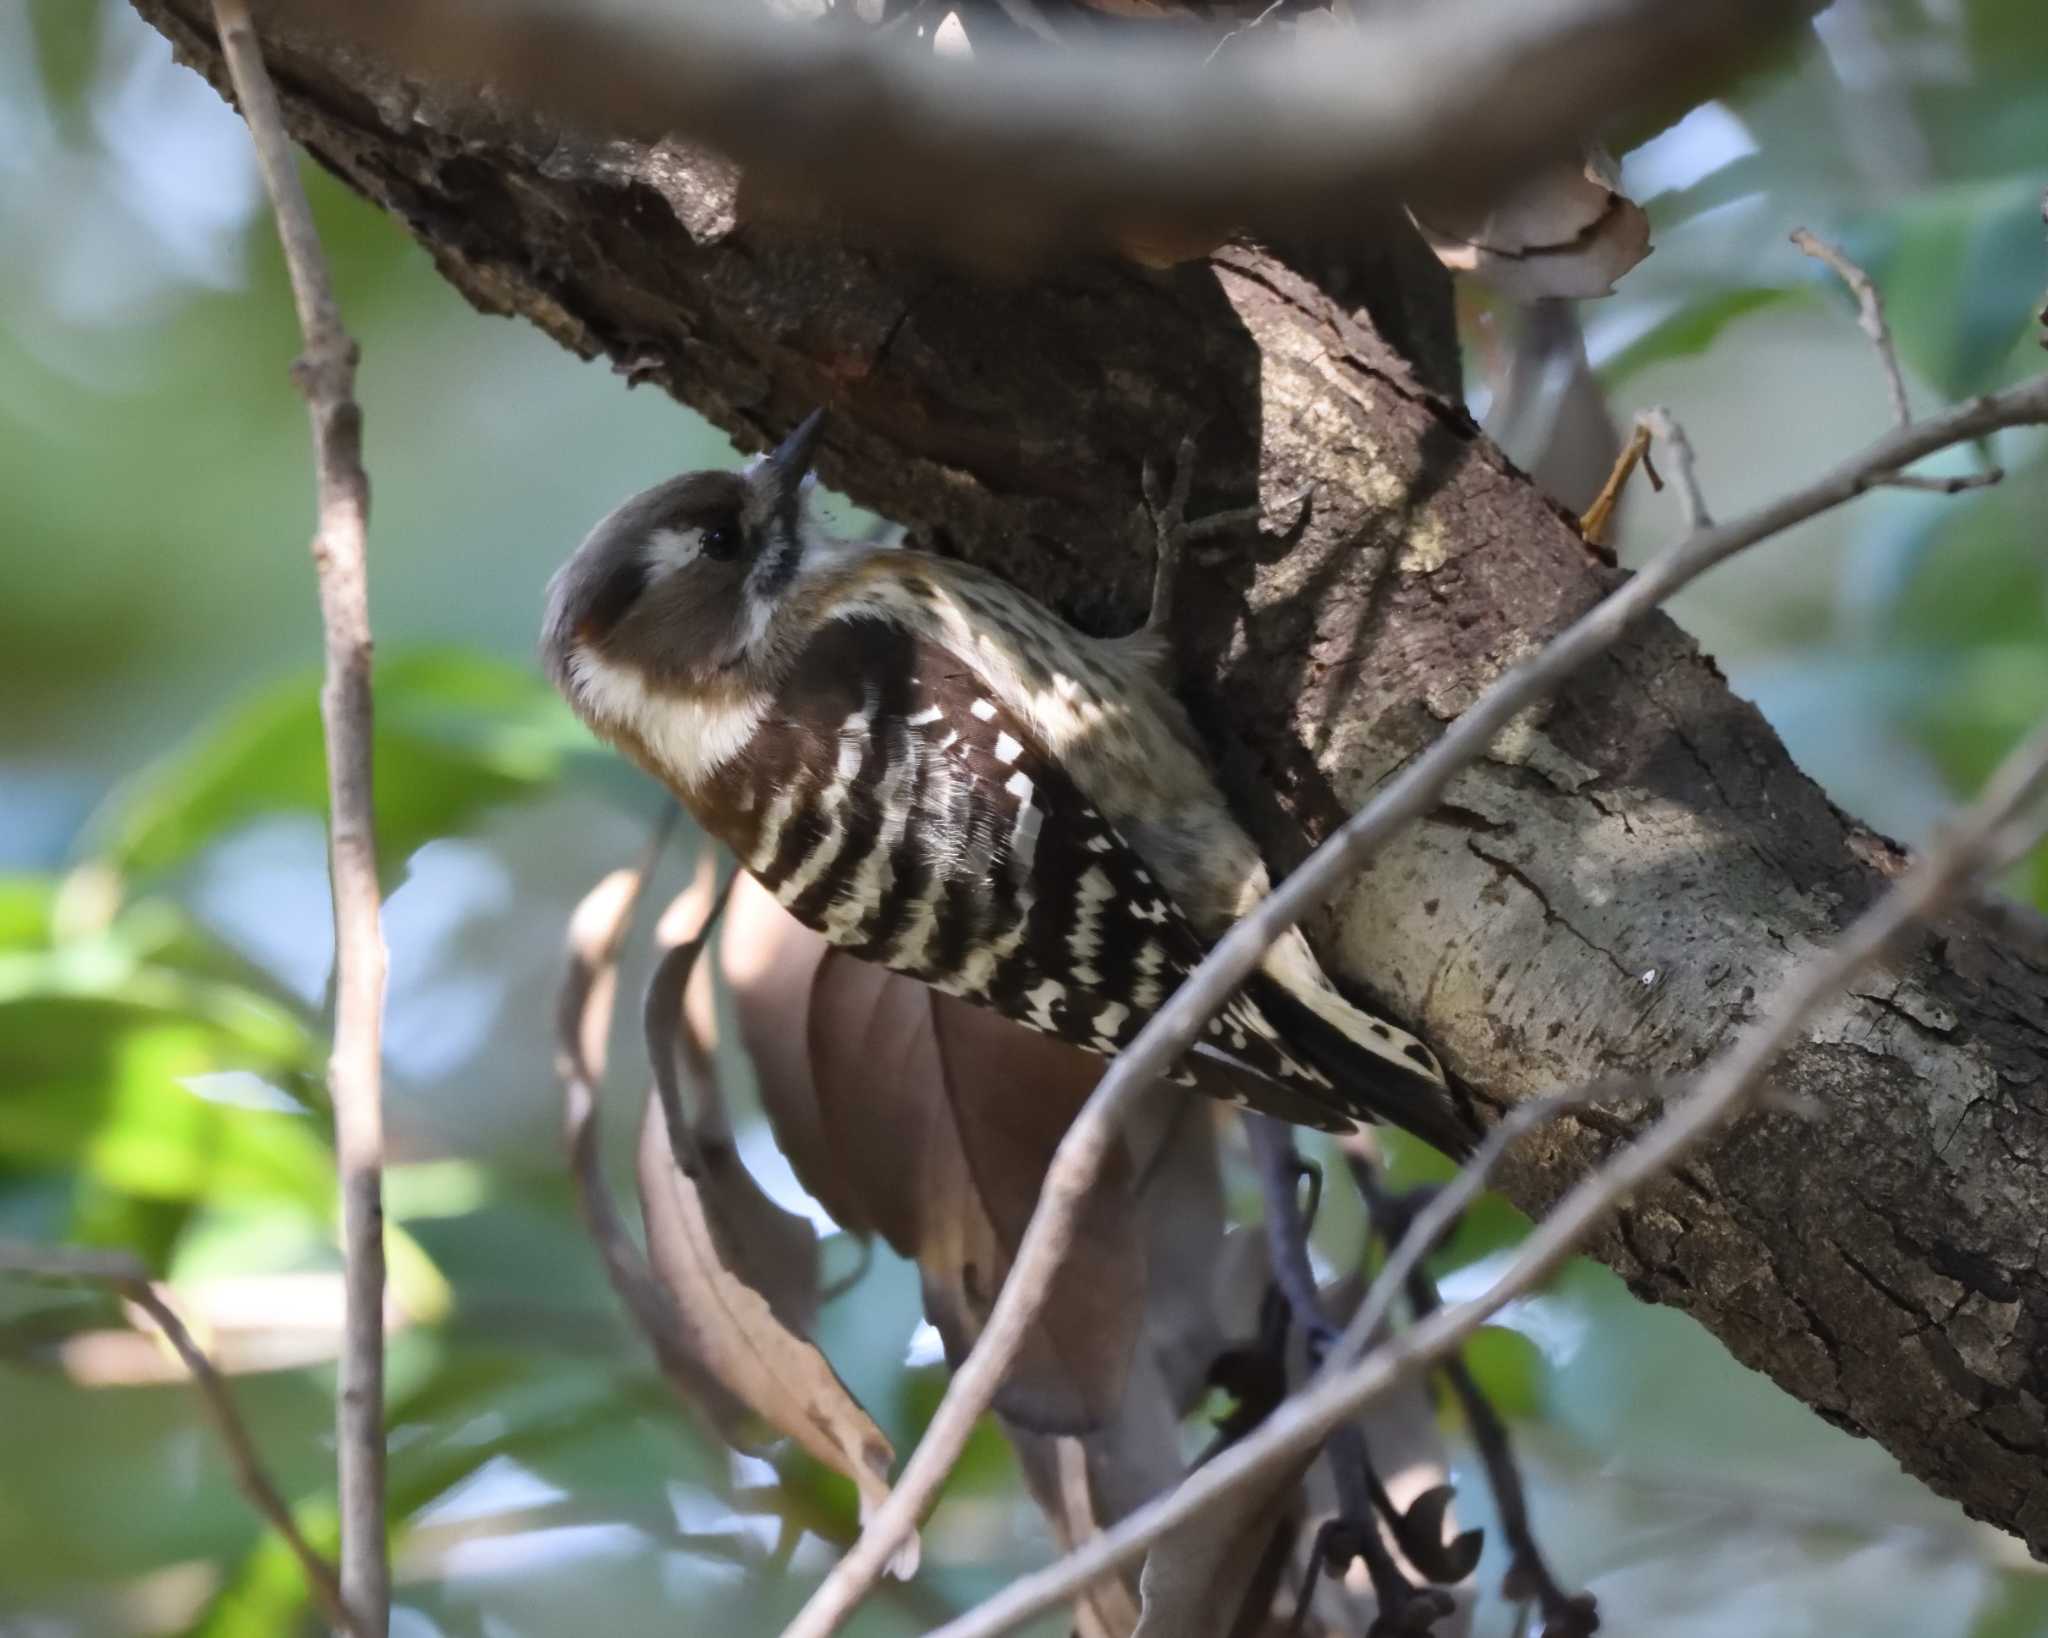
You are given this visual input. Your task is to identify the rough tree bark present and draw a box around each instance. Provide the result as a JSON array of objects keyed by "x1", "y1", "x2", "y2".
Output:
[{"x1": 136, "y1": 0, "x2": 2048, "y2": 1555}]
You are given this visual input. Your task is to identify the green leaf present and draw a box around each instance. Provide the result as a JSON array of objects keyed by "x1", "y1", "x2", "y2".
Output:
[
  {"x1": 900, "y1": 1365, "x2": 1018, "y2": 1499},
  {"x1": 1905, "y1": 644, "x2": 2048, "y2": 797},
  {"x1": 1452, "y1": 1325, "x2": 1546, "y2": 1422},
  {"x1": 1602, "y1": 285, "x2": 1795, "y2": 382},
  {"x1": 1902, "y1": 642, "x2": 2048, "y2": 914},
  {"x1": 93, "y1": 648, "x2": 587, "y2": 881},
  {"x1": 26, "y1": 0, "x2": 104, "y2": 131},
  {"x1": 0, "y1": 877, "x2": 56, "y2": 950},
  {"x1": 0, "y1": 894, "x2": 330, "y2": 1232},
  {"x1": 1370, "y1": 1130, "x2": 1532, "y2": 1274},
  {"x1": 0, "y1": 996, "x2": 333, "y2": 1214},
  {"x1": 1841, "y1": 176, "x2": 2047, "y2": 400},
  {"x1": 1882, "y1": 472, "x2": 2046, "y2": 654},
  {"x1": 1968, "y1": 1571, "x2": 2048, "y2": 1638},
  {"x1": 181, "y1": 1501, "x2": 340, "y2": 1638}
]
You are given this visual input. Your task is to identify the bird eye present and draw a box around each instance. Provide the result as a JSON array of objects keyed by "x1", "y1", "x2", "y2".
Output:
[{"x1": 700, "y1": 522, "x2": 743, "y2": 562}]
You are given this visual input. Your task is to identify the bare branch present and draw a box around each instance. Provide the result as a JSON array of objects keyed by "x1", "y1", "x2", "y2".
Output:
[
  {"x1": 1791, "y1": 226, "x2": 1912, "y2": 429},
  {"x1": 932, "y1": 704, "x2": 2048, "y2": 1638},
  {"x1": 782, "y1": 367, "x2": 2048, "y2": 1638},
  {"x1": 255, "y1": 0, "x2": 1817, "y2": 256},
  {"x1": 1792, "y1": 225, "x2": 2004, "y2": 492},
  {"x1": 212, "y1": 2, "x2": 387, "y2": 1628},
  {"x1": 0, "y1": 1241, "x2": 360, "y2": 1636}
]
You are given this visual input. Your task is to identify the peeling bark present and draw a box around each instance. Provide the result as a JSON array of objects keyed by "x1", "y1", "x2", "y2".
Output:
[{"x1": 137, "y1": 0, "x2": 2048, "y2": 1553}]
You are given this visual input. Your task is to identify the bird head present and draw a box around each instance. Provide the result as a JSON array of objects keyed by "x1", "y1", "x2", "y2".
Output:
[{"x1": 541, "y1": 409, "x2": 826, "y2": 698}]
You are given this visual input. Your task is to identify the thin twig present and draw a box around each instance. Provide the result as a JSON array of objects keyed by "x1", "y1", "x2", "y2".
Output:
[
  {"x1": 259, "y1": 0, "x2": 1816, "y2": 256},
  {"x1": 1791, "y1": 227, "x2": 1912, "y2": 429},
  {"x1": 782, "y1": 369, "x2": 2048, "y2": 1638},
  {"x1": 212, "y1": 3, "x2": 387, "y2": 1629},
  {"x1": 929, "y1": 711, "x2": 2048, "y2": 1638},
  {"x1": 1637, "y1": 407, "x2": 1711, "y2": 530},
  {"x1": 0, "y1": 1242, "x2": 360, "y2": 1636},
  {"x1": 1792, "y1": 225, "x2": 2004, "y2": 492},
  {"x1": 1576, "y1": 420, "x2": 1656, "y2": 545}
]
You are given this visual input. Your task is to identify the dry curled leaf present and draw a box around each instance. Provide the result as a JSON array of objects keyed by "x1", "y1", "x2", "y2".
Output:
[
  {"x1": 630, "y1": 870, "x2": 919, "y2": 1579},
  {"x1": 1004, "y1": 1099, "x2": 1229, "y2": 1636},
  {"x1": 559, "y1": 844, "x2": 761, "y2": 1431},
  {"x1": 1413, "y1": 149, "x2": 1650, "y2": 299},
  {"x1": 1132, "y1": 1452, "x2": 1306, "y2": 1638},
  {"x1": 636, "y1": 1096, "x2": 920, "y2": 1579},
  {"x1": 722, "y1": 873, "x2": 1145, "y2": 1434}
]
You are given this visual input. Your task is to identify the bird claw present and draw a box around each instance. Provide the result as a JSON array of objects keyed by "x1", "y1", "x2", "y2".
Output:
[{"x1": 1140, "y1": 438, "x2": 1308, "y2": 639}]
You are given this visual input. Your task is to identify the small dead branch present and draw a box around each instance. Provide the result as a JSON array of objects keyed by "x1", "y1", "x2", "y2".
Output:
[
  {"x1": 1793, "y1": 225, "x2": 2004, "y2": 491},
  {"x1": 0, "y1": 1241, "x2": 360, "y2": 1637},
  {"x1": 1637, "y1": 407, "x2": 1710, "y2": 530},
  {"x1": 1790, "y1": 226, "x2": 1912, "y2": 428},
  {"x1": 211, "y1": 1, "x2": 388, "y2": 1626},
  {"x1": 1576, "y1": 420, "x2": 1658, "y2": 545},
  {"x1": 1243, "y1": 1119, "x2": 1461, "y2": 1632}
]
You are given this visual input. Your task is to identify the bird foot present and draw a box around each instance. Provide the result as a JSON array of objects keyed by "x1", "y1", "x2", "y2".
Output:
[{"x1": 1138, "y1": 438, "x2": 1307, "y2": 639}]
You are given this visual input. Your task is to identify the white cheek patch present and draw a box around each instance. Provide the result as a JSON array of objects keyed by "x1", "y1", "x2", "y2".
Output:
[
  {"x1": 646, "y1": 526, "x2": 705, "y2": 572},
  {"x1": 565, "y1": 643, "x2": 765, "y2": 792}
]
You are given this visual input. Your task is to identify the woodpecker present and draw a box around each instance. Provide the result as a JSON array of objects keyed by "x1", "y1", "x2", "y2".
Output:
[{"x1": 542, "y1": 412, "x2": 1473, "y2": 1156}]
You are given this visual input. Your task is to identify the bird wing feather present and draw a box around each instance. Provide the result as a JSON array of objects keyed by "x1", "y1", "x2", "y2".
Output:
[{"x1": 736, "y1": 613, "x2": 1361, "y2": 1129}]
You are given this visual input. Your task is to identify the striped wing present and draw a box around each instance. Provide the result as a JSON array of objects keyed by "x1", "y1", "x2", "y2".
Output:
[{"x1": 716, "y1": 615, "x2": 1351, "y2": 1126}]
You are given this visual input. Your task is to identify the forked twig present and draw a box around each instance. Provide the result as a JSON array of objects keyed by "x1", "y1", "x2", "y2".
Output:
[{"x1": 1793, "y1": 225, "x2": 2004, "y2": 492}]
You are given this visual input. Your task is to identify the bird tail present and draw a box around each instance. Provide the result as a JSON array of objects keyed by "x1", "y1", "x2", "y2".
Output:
[{"x1": 1241, "y1": 970, "x2": 1476, "y2": 1160}]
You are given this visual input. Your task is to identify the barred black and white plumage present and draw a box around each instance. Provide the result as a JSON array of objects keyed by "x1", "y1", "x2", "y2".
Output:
[{"x1": 542, "y1": 412, "x2": 1474, "y2": 1156}]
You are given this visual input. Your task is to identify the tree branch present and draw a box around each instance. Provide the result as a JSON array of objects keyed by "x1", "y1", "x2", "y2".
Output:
[
  {"x1": 211, "y1": 4, "x2": 387, "y2": 1629},
  {"x1": 1793, "y1": 225, "x2": 2004, "y2": 490},
  {"x1": 251, "y1": 0, "x2": 1819, "y2": 257},
  {"x1": 0, "y1": 1242, "x2": 360, "y2": 1637},
  {"x1": 933, "y1": 707, "x2": 2048, "y2": 1636}
]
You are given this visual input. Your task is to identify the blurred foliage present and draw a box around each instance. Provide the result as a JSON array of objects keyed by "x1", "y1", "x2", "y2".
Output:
[
  {"x1": 91, "y1": 650, "x2": 589, "y2": 883},
  {"x1": 2, "y1": 2, "x2": 2047, "y2": 1636}
]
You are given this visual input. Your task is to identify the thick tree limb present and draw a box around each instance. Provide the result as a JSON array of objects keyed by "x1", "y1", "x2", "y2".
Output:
[
  {"x1": 248, "y1": 0, "x2": 1819, "y2": 258},
  {"x1": 138, "y1": 0, "x2": 2048, "y2": 1564},
  {"x1": 211, "y1": 4, "x2": 389, "y2": 1630}
]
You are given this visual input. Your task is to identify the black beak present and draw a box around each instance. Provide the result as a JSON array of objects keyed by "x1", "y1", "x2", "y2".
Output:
[{"x1": 760, "y1": 408, "x2": 826, "y2": 508}]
